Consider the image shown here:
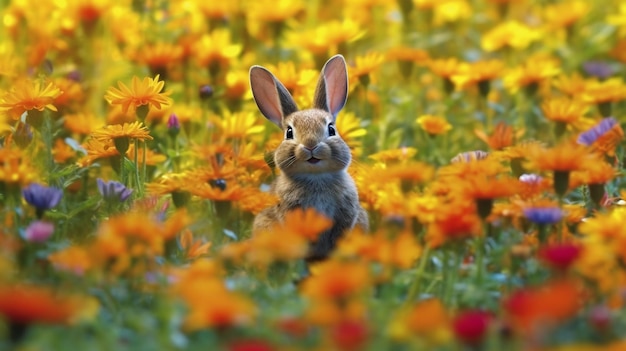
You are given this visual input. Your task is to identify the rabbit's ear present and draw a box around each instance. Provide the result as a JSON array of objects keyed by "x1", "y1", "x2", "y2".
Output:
[
  {"x1": 313, "y1": 55, "x2": 348, "y2": 119},
  {"x1": 250, "y1": 65, "x2": 298, "y2": 128}
]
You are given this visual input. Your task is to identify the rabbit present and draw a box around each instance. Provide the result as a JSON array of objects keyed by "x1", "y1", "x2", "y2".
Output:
[{"x1": 249, "y1": 55, "x2": 369, "y2": 262}]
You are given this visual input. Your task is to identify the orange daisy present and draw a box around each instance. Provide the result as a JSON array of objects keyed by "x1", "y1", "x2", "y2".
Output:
[
  {"x1": 104, "y1": 75, "x2": 172, "y2": 115},
  {"x1": 0, "y1": 79, "x2": 62, "y2": 120}
]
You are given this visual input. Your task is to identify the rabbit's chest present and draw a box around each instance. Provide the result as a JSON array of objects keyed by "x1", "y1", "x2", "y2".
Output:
[{"x1": 277, "y1": 173, "x2": 357, "y2": 220}]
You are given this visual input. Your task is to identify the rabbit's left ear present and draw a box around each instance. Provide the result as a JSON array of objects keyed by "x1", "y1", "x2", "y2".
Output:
[{"x1": 313, "y1": 55, "x2": 348, "y2": 120}]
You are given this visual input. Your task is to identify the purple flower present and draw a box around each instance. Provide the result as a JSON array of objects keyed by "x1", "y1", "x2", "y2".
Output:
[
  {"x1": 23, "y1": 220, "x2": 54, "y2": 243},
  {"x1": 97, "y1": 179, "x2": 133, "y2": 202},
  {"x1": 167, "y1": 113, "x2": 180, "y2": 130},
  {"x1": 523, "y1": 207, "x2": 563, "y2": 225},
  {"x1": 577, "y1": 117, "x2": 618, "y2": 146},
  {"x1": 22, "y1": 183, "x2": 63, "y2": 218},
  {"x1": 583, "y1": 61, "x2": 613, "y2": 79},
  {"x1": 199, "y1": 85, "x2": 214, "y2": 99}
]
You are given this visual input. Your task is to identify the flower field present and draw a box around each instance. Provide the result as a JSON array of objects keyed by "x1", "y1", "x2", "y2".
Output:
[{"x1": 2, "y1": 0, "x2": 626, "y2": 350}]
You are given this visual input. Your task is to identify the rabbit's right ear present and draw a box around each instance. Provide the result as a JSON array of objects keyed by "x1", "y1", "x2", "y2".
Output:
[{"x1": 249, "y1": 66, "x2": 299, "y2": 128}]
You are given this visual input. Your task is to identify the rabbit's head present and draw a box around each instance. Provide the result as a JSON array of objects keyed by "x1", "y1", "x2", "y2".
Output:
[{"x1": 250, "y1": 55, "x2": 352, "y2": 176}]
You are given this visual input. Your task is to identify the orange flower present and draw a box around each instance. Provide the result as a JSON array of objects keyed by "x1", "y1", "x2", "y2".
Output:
[
  {"x1": 426, "y1": 202, "x2": 483, "y2": 248},
  {"x1": 48, "y1": 245, "x2": 93, "y2": 275},
  {"x1": 416, "y1": 115, "x2": 452, "y2": 136},
  {"x1": 503, "y1": 279, "x2": 582, "y2": 334},
  {"x1": 134, "y1": 41, "x2": 184, "y2": 73},
  {"x1": 541, "y1": 97, "x2": 588, "y2": 125},
  {"x1": 179, "y1": 229, "x2": 212, "y2": 260},
  {"x1": 301, "y1": 259, "x2": 371, "y2": 300},
  {"x1": 0, "y1": 79, "x2": 61, "y2": 120},
  {"x1": 282, "y1": 208, "x2": 334, "y2": 241},
  {"x1": 388, "y1": 298, "x2": 451, "y2": 343},
  {"x1": 525, "y1": 141, "x2": 593, "y2": 173},
  {"x1": 104, "y1": 75, "x2": 172, "y2": 115},
  {"x1": 0, "y1": 284, "x2": 94, "y2": 326},
  {"x1": 64, "y1": 112, "x2": 103, "y2": 135},
  {"x1": 474, "y1": 122, "x2": 517, "y2": 150},
  {"x1": 0, "y1": 148, "x2": 38, "y2": 189},
  {"x1": 90, "y1": 121, "x2": 153, "y2": 155},
  {"x1": 177, "y1": 278, "x2": 256, "y2": 331},
  {"x1": 553, "y1": 72, "x2": 589, "y2": 97},
  {"x1": 526, "y1": 141, "x2": 596, "y2": 196}
]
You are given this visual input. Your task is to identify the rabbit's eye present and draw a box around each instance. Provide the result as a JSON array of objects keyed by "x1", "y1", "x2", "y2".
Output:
[
  {"x1": 328, "y1": 123, "x2": 336, "y2": 136},
  {"x1": 285, "y1": 126, "x2": 294, "y2": 139}
]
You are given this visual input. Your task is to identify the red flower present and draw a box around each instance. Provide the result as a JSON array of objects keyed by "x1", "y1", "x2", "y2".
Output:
[
  {"x1": 228, "y1": 339, "x2": 276, "y2": 351},
  {"x1": 452, "y1": 310, "x2": 493, "y2": 346},
  {"x1": 331, "y1": 320, "x2": 369, "y2": 351},
  {"x1": 538, "y1": 243, "x2": 582, "y2": 271}
]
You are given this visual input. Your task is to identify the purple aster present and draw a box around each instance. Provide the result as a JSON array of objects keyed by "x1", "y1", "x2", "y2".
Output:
[
  {"x1": 22, "y1": 183, "x2": 63, "y2": 218},
  {"x1": 523, "y1": 207, "x2": 563, "y2": 225},
  {"x1": 97, "y1": 178, "x2": 133, "y2": 202},
  {"x1": 577, "y1": 117, "x2": 618, "y2": 146},
  {"x1": 582, "y1": 61, "x2": 613, "y2": 79}
]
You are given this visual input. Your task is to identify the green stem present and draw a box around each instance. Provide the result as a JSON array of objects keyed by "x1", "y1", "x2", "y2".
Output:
[
  {"x1": 405, "y1": 244, "x2": 431, "y2": 304},
  {"x1": 443, "y1": 246, "x2": 461, "y2": 307},
  {"x1": 142, "y1": 141, "x2": 147, "y2": 195},
  {"x1": 475, "y1": 229, "x2": 487, "y2": 288},
  {"x1": 134, "y1": 140, "x2": 141, "y2": 195},
  {"x1": 120, "y1": 155, "x2": 126, "y2": 185},
  {"x1": 41, "y1": 114, "x2": 55, "y2": 185}
]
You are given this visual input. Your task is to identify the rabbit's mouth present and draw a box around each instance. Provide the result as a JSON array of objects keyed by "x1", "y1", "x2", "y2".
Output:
[{"x1": 307, "y1": 157, "x2": 321, "y2": 164}]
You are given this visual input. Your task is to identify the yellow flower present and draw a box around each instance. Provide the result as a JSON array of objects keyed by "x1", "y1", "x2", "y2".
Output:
[
  {"x1": 481, "y1": 21, "x2": 541, "y2": 52},
  {"x1": 583, "y1": 78, "x2": 626, "y2": 105},
  {"x1": 287, "y1": 19, "x2": 366, "y2": 56},
  {"x1": 503, "y1": 55, "x2": 560, "y2": 94},
  {"x1": 0, "y1": 79, "x2": 61, "y2": 120},
  {"x1": 541, "y1": 97, "x2": 588, "y2": 124},
  {"x1": 210, "y1": 111, "x2": 265, "y2": 140},
  {"x1": 247, "y1": 0, "x2": 304, "y2": 22},
  {"x1": 388, "y1": 298, "x2": 451, "y2": 344},
  {"x1": 416, "y1": 115, "x2": 452, "y2": 136},
  {"x1": 194, "y1": 29, "x2": 242, "y2": 73},
  {"x1": 607, "y1": 3, "x2": 626, "y2": 37},
  {"x1": 0, "y1": 148, "x2": 38, "y2": 189},
  {"x1": 336, "y1": 112, "x2": 367, "y2": 155},
  {"x1": 433, "y1": 0, "x2": 471, "y2": 26},
  {"x1": 91, "y1": 121, "x2": 153, "y2": 143},
  {"x1": 579, "y1": 207, "x2": 626, "y2": 265},
  {"x1": 543, "y1": 0, "x2": 588, "y2": 29},
  {"x1": 194, "y1": 1, "x2": 240, "y2": 19},
  {"x1": 368, "y1": 147, "x2": 418, "y2": 163},
  {"x1": 553, "y1": 73, "x2": 589, "y2": 97},
  {"x1": 349, "y1": 52, "x2": 385, "y2": 87},
  {"x1": 134, "y1": 41, "x2": 184, "y2": 73},
  {"x1": 104, "y1": 75, "x2": 172, "y2": 115},
  {"x1": 450, "y1": 59, "x2": 505, "y2": 91}
]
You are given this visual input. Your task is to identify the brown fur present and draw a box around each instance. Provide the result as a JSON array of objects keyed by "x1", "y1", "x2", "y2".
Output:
[{"x1": 250, "y1": 56, "x2": 369, "y2": 262}]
